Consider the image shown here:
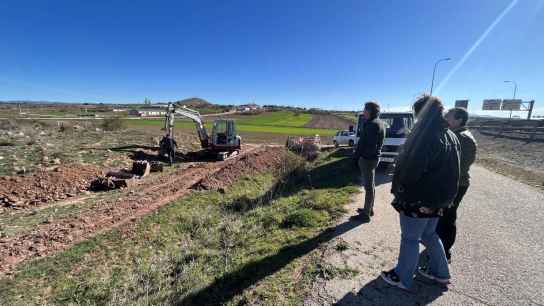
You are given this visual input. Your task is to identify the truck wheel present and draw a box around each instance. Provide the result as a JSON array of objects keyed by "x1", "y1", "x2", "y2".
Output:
[
  {"x1": 333, "y1": 140, "x2": 339, "y2": 148},
  {"x1": 348, "y1": 140, "x2": 354, "y2": 147}
]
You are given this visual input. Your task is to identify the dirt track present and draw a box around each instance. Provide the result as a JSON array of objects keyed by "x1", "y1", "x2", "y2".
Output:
[
  {"x1": 304, "y1": 114, "x2": 355, "y2": 130},
  {"x1": 0, "y1": 145, "x2": 288, "y2": 276},
  {"x1": 306, "y1": 166, "x2": 544, "y2": 305}
]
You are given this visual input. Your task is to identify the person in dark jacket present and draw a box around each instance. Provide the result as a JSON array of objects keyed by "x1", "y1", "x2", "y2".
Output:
[
  {"x1": 381, "y1": 95, "x2": 460, "y2": 291},
  {"x1": 437, "y1": 107, "x2": 477, "y2": 263},
  {"x1": 354, "y1": 101, "x2": 385, "y2": 221}
]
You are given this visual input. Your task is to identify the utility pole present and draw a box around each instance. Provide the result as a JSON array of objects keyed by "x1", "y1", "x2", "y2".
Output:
[
  {"x1": 527, "y1": 100, "x2": 535, "y2": 120},
  {"x1": 504, "y1": 80, "x2": 518, "y2": 119},
  {"x1": 430, "y1": 57, "x2": 452, "y2": 95}
]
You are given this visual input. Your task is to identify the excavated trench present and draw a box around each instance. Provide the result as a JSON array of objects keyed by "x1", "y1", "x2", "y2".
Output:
[{"x1": 0, "y1": 145, "x2": 289, "y2": 276}]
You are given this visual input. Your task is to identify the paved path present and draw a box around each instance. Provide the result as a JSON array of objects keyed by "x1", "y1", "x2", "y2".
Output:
[{"x1": 305, "y1": 165, "x2": 544, "y2": 306}]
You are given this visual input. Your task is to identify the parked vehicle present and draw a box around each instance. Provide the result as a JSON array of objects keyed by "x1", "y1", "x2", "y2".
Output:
[
  {"x1": 333, "y1": 130, "x2": 356, "y2": 147},
  {"x1": 355, "y1": 112, "x2": 414, "y2": 163}
]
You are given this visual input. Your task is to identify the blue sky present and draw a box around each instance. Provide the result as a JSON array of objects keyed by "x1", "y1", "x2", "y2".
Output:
[{"x1": 1, "y1": 0, "x2": 543, "y2": 116}]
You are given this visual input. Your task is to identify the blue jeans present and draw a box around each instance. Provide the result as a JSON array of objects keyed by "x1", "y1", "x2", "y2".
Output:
[{"x1": 394, "y1": 212, "x2": 450, "y2": 288}]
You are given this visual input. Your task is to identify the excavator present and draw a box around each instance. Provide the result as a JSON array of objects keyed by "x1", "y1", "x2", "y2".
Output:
[{"x1": 158, "y1": 102, "x2": 241, "y2": 163}]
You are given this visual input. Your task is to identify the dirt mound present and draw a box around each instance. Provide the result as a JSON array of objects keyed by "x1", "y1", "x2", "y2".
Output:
[
  {"x1": 303, "y1": 114, "x2": 355, "y2": 130},
  {"x1": 193, "y1": 146, "x2": 288, "y2": 190},
  {"x1": 0, "y1": 164, "x2": 101, "y2": 209}
]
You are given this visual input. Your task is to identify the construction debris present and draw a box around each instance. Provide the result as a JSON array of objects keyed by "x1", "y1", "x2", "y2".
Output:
[
  {"x1": 90, "y1": 161, "x2": 154, "y2": 191},
  {"x1": 90, "y1": 176, "x2": 137, "y2": 191},
  {"x1": 131, "y1": 160, "x2": 151, "y2": 177},
  {"x1": 150, "y1": 162, "x2": 164, "y2": 172},
  {"x1": 286, "y1": 135, "x2": 321, "y2": 161}
]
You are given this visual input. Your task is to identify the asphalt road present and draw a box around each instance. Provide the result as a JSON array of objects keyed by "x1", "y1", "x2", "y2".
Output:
[{"x1": 305, "y1": 165, "x2": 544, "y2": 306}]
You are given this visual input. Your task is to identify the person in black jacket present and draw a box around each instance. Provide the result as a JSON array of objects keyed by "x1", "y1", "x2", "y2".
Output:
[
  {"x1": 380, "y1": 95, "x2": 461, "y2": 291},
  {"x1": 437, "y1": 107, "x2": 477, "y2": 263},
  {"x1": 354, "y1": 101, "x2": 385, "y2": 221}
]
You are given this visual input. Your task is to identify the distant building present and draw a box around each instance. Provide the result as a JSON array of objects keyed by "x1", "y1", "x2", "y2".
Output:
[
  {"x1": 128, "y1": 109, "x2": 166, "y2": 117},
  {"x1": 128, "y1": 109, "x2": 141, "y2": 116},
  {"x1": 238, "y1": 103, "x2": 260, "y2": 112}
]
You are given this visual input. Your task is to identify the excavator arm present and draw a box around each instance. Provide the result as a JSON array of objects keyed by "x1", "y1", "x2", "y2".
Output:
[
  {"x1": 163, "y1": 103, "x2": 210, "y2": 149},
  {"x1": 173, "y1": 106, "x2": 210, "y2": 148}
]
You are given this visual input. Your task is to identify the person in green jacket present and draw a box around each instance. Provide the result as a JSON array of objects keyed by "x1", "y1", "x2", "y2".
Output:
[{"x1": 437, "y1": 107, "x2": 477, "y2": 263}]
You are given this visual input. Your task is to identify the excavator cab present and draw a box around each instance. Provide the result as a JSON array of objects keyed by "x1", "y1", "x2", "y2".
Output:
[{"x1": 212, "y1": 119, "x2": 240, "y2": 150}]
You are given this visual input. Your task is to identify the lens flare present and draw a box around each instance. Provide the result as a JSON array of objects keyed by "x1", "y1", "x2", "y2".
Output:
[{"x1": 435, "y1": 0, "x2": 518, "y2": 94}]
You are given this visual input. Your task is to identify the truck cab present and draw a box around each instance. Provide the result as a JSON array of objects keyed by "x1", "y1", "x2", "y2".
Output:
[{"x1": 355, "y1": 112, "x2": 414, "y2": 164}]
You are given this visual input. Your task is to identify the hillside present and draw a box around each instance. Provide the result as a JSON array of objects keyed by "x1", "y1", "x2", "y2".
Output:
[
  {"x1": 175, "y1": 97, "x2": 215, "y2": 108},
  {"x1": 172, "y1": 97, "x2": 233, "y2": 114}
]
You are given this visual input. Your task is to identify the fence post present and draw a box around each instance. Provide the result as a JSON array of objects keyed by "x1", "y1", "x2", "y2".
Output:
[{"x1": 527, "y1": 100, "x2": 535, "y2": 120}]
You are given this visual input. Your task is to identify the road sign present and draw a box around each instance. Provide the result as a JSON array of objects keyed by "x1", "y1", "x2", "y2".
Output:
[
  {"x1": 455, "y1": 100, "x2": 469, "y2": 108},
  {"x1": 482, "y1": 99, "x2": 502, "y2": 110},
  {"x1": 501, "y1": 99, "x2": 522, "y2": 111}
]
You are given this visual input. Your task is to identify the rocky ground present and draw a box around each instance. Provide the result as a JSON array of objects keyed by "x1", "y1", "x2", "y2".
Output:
[
  {"x1": 472, "y1": 130, "x2": 544, "y2": 189},
  {"x1": 0, "y1": 164, "x2": 101, "y2": 209}
]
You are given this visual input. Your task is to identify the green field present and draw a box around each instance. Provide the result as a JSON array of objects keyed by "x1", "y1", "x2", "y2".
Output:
[
  {"x1": 230, "y1": 111, "x2": 312, "y2": 127},
  {"x1": 125, "y1": 111, "x2": 336, "y2": 136}
]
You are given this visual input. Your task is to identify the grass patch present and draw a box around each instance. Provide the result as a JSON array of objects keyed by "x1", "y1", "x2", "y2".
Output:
[
  {"x1": 0, "y1": 150, "x2": 360, "y2": 306},
  {"x1": 231, "y1": 111, "x2": 312, "y2": 127},
  {"x1": 102, "y1": 117, "x2": 126, "y2": 131},
  {"x1": 312, "y1": 263, "x2": 359, "y2": 280},
  {"x1": 124, "y1": 110, "x2": 337, "y2": 136},
  {"x1": 282, "y1": 209, "x2": 328, "y2": 228},
  {"x1": 335, "y1": 240, "x2": 350, "y2": 252},
  {"x1": 237, "y1": 124, "x2": 335, "y2": 136}
]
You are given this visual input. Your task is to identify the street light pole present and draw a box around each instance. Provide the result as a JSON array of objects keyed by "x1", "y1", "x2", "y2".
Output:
[
  {"x1": 430, "y1": 57, "x2": 451, "y2": 95},
  {"x1": 504, "y1": 80, "x2": 518, "y2": 119},
  {"x1": 504, "y1": 80, "x2": 517, "y2": 99}
]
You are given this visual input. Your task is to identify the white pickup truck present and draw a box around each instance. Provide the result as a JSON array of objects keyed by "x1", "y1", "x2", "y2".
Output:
[
  {"x1": 333, "y1": 130, "x2": 356, "y2": 147},
  {"x1": 355, "y1": 112, "x2": 414, "y2": 163}
]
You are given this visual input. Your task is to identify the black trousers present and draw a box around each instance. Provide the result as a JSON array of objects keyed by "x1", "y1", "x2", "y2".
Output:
[{"x1": 436, "y1": 185, "x2": 469, "y2": 258}]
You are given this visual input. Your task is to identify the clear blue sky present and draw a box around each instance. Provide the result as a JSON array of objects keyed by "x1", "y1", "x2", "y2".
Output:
[{"x1": 1, "y1": 0, "x2": 543, "y2": 115}]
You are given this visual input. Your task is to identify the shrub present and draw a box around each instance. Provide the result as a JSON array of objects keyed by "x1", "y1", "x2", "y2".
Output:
[
  {"x1": 101, "y1": 117, "x2": 126, "y2": 131},
  {"x1": 335, "y1": 240, "x2": 350, "y2": 252},
  {"x1": 261, "y1": 213, "x2": 283, "y2": 229},
  {"x1": 300, "y1": 191, "x2": 347, "y2": 218},
  {"x1": 0, "y1": 140, "x2": 15, "y2": 146},
  {"x1": 282, "y1": 209, "x2": 328, "y2": 228},
  {"x1": 0, "y1": 119, "x2": 17, "y2": 130}
]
